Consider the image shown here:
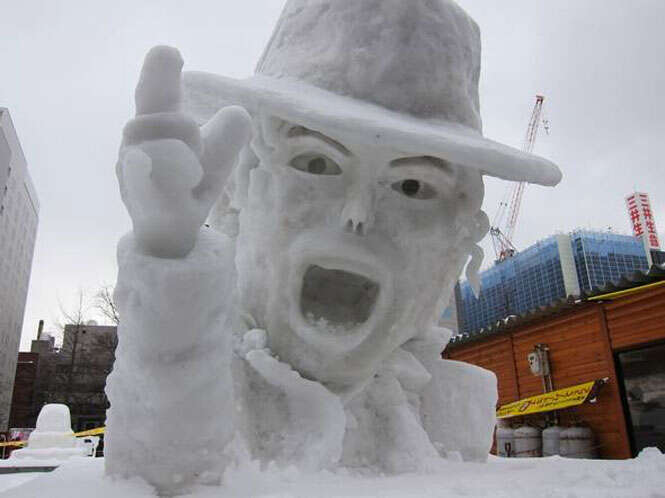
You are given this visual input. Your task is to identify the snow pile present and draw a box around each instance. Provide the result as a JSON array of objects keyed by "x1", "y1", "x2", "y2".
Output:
[
  {"x1": 10, "y1": 404, "x2": 86, "y2": 461},
  {"x1": 410, "y1": 351, "x2": 497, "y2": 462},
  {"x1": 6, "y1": 450, "x2": 665, "y2": 498}
]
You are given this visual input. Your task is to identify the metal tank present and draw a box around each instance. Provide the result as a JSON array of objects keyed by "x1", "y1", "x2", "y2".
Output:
[
  {"x1": 560, "y1": 426, "x2": 595, "y2": 459},
  {"x1": 542, "y1": 425, "x2": 563, "y2": 456},
  {"x1": 514, "y1": 425, "x2": 542, "y2": 458},
  {"x1": 496, "y1": 424, "x2": 515, "y2": 457}
]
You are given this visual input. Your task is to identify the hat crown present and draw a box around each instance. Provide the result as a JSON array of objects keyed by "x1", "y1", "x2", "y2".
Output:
[{"x1": 256, "y1": 0, "x2": 482, "y2": 131}]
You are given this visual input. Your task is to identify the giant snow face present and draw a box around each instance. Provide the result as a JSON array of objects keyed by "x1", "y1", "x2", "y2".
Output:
[{"x1": 236, "y1": 119, "x2": 484, "y2": 397}]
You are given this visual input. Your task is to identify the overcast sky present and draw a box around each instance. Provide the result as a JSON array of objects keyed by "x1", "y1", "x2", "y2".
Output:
[{"x1": 2, "y1": 0, "x2": 664, "y2": 349}]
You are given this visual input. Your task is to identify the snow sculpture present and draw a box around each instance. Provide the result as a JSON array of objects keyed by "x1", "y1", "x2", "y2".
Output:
[
  {"x1": 105, "y1": 0, "x2": 561, "y2": 494},
  {"x1": 12, "y1": 404, "x2": 86, "y2": 460}
]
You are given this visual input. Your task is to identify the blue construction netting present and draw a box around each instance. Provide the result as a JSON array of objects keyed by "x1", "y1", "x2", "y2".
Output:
[{"x1": 458, "y1": 230, "x2": 649, "y2": 335}]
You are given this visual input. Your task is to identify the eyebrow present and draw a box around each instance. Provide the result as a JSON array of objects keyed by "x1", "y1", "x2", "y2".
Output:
[
  {"x1": 390, "y1": 156, "x2": 458, "y2": 183},
  {"x1": 287, "y1": 126, "x2": 351, "y2": 156},
  {"x1": 390, "y1": 156, "x2": 455, "y2": 173}
]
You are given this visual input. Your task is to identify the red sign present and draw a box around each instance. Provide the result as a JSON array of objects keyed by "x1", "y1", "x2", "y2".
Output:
[{"x1": 626, "y1": 192, "x2": 660, "y2": 250}]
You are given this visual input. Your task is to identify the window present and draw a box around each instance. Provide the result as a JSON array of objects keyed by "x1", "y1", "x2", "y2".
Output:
[{"x1": 616, "y1": 343, "x2": 665, "y2": 456}]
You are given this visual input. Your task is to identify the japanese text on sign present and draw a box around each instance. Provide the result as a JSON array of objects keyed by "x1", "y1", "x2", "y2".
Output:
[
  {"x1": 496, "y1": 381, "x2": 601, "y2": 419},
  {"x1": 626, "y1": 192, "x2": 660, "y2": 250}
]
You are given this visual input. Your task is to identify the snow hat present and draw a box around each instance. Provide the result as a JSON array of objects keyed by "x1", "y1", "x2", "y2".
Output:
[{"x1": 184, "y1": 0, "x2": 561, "y2": 186}]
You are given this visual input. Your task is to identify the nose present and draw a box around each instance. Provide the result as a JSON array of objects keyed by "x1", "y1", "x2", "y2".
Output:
[{"x1": 340, "y1": 184, "x2": 375, "y2": 236}]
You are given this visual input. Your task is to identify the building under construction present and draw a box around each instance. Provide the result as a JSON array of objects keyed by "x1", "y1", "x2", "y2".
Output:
[
  {"x1": 460, "y1": 95, "x2": 664, "y2": 337},
  {"x1": 458, "y1": 229, "x2": 654, "y2": 335}
]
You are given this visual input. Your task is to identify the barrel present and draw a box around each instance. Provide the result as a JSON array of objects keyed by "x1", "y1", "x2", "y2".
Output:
[
  {"x1": 560, "y1": 426, "x2": 595, "y2": 459},
  {"x1": 514, "y1": 425, "x2": 542, "y2": 458},
  {"x1": 542, "y1": 425, "x2": 562, "y2": 456},
  {"x1": 496, "y1": 426, "x2": 515, "y2": 457}
]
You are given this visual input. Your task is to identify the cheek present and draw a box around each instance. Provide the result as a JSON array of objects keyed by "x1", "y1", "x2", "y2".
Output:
[
  {"x1": 272, "y1": 171, "x2": 345, "y2": 230},
  {"x1": 403, "y1": 231, "x2": 453, "y2": 283},
  {"x1": 374, "y1": 191, "x2": 457, "y2": 250},
  {"x1": 373, "y1": 194, "x2": 463, "y2": 289}
]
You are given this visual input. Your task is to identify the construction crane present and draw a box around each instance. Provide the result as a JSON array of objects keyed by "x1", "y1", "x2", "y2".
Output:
[{"x1": 490, "y1": 95, "x2": 548, "y2": 263}]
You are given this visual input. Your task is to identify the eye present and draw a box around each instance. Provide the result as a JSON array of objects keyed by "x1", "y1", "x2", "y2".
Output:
[
  {"x1": 289, "y1": 154, "x2": 342, "y2": 175},
  {"x1": 391, "y1": 179, "x2": 436, "y2": 199}
]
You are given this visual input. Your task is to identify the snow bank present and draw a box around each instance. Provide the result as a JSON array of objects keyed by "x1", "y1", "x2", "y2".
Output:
[
  {"x1": 0, "y1": 473, "x2": 43, "y2": 494},
  {"x1": 6, "y1": 450, "x2": 665, "y2": 498}
]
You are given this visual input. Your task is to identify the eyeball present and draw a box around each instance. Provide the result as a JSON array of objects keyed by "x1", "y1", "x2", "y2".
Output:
[
  {"x1": 391, "y1": 179, "x2": 436, "y2": 199},
  {"x1": 289, "y1": 154, "x2": 342, "y2": 175}
]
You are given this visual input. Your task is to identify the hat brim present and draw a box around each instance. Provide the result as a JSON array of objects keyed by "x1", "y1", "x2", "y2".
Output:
[{"x1": 184, "y1": 71, "x2": 561, "y2": 186}]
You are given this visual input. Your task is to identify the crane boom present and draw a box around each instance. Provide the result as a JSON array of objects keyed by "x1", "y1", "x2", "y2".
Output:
[{"x1": 491, "y1": 95, "x2": 547, "y2": 263}]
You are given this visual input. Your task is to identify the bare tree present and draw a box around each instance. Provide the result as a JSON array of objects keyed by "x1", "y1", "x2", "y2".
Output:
[
  {"x1": 57, "y1": 290, "x2": 90, "y2": 396},
  {"x1": 46, "y1": 288, "x2": 118, "y2": 429},
  {"x1": 53, "y1": 288, "x2": 90, "y2": 346},
  {"x1": 95, "y1": 284, "x2": 119, "y2": 325}
]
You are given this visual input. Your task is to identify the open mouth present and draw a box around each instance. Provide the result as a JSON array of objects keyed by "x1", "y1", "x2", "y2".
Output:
[{"x1": 300, "y1": 265, "x2": 380, "y2": 333}]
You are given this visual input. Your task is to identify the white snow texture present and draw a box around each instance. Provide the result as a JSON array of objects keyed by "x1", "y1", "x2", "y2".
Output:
[
  {"x1": 100, "y1": 0, "x2": 565, "y2": 495},
  {"x1": 7, "y1": 450, "x2": 665, "y2": 498}
]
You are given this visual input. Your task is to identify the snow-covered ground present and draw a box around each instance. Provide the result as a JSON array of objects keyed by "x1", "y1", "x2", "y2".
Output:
[
  {"x1": 3, "y1": 449, "x2": 665, "y2": 498},
  {"x1": 0, "y1": 473, "x2": 42, "y2": 494}
]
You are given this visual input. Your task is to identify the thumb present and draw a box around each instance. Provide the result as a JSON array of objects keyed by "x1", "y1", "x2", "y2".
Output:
[{"x1": 194, "y1": 106, "x2": 252, "y2": 202}]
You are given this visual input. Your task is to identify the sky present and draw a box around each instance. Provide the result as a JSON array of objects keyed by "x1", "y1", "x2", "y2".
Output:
[{"x1": 2, "y1": 0, "x2": 664, "y2": 349}]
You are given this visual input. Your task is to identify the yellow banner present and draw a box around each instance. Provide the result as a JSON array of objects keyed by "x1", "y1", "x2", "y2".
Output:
[
  {"x1": 0, "y1": 440, "x2": 26, "y2": 448},
  {"x1": 497, "y1": 381, "x2": 600, "y2": 419},
  {"x1": 0, "y1": 427, "x2": 106, "y2": 447},
  {"x1": 74, "y1": 427, "x2": 105, "y2": 437}
]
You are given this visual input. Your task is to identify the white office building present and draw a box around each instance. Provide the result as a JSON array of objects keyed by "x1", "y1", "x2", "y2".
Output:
[{"x1": 0, "y1": 108, "x2": 39, "y2": 430}]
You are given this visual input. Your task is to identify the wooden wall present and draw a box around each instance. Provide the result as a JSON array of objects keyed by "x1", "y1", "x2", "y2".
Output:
[
  {"x1": 444, "y1": 335, "x2": 519, "y2": 406},
  {"x1": 605, "y1": 286, "x2": 665, "y2": 351},
  {"x1": 445, "y1": 304, "x2": 634, "y2": 458}
]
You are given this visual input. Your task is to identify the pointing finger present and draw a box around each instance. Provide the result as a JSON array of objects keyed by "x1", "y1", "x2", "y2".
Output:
[
  {"x1": 135, "y1": 45, "x2": 184, "y2": 116},
  {"x1": 193, "y1": 106, "x2": 252, "y2": 201},
  {"x1": 201, "y1": 106, "x2": 252, "y2": 174}
]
